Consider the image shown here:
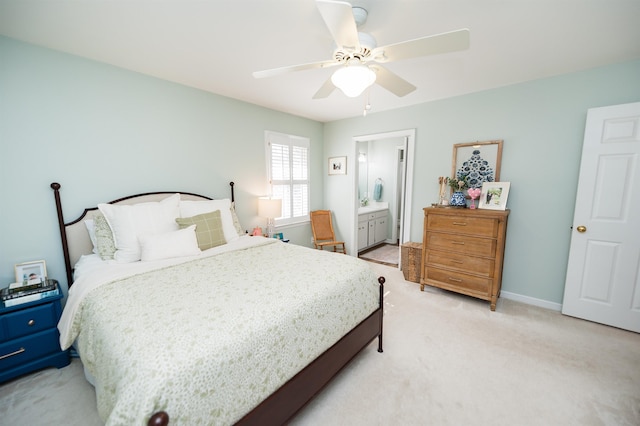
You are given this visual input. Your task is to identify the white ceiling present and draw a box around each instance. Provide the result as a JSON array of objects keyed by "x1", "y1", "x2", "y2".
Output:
[{"x1": 1, "y1": 0, "x2": 639, "y2": 122}]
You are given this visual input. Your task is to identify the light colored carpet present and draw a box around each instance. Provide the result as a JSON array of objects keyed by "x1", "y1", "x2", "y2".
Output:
[
  {"x1": 359, "y1": 243, "x2": 399, "y2": 266},
  {"x1": 1, "y1": 263, "x2": 639, "y2": 426}
]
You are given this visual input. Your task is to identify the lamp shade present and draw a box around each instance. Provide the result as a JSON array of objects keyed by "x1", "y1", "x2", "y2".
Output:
[
  {"x1": 331, "y1": 65, "x2": 376, "y2": 98},
  {"x1": 258, "y1": 197, "x2": 282, "y2": 219}
]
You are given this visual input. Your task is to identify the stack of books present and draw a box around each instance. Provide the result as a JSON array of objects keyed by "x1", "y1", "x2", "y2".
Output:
[{"x1": 1, "y1": 279, "x2": 59, "y2": 307}]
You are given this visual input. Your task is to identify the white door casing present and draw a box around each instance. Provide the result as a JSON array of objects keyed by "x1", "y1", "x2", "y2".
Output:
[{"x1": 562, "y1": 102, "x2": 640, "y2": 333}]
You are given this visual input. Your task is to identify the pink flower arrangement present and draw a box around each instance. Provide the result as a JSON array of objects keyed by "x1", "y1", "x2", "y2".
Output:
[{"x1": 467, "y1": 188, "x2": 482, "y2": 209}]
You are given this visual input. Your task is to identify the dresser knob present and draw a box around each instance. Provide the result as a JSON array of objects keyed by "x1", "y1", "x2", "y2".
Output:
[{"x1": 28, "y1": 319, "x2": 35, "y2": 326}]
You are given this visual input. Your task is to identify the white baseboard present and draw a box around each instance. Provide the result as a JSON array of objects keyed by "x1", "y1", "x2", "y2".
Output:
[{"x1": 500, "y1": 291, "x2": 562, "y2": 312}]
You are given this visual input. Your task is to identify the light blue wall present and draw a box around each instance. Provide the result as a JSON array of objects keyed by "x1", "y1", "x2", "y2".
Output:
[
  {"x1": 0, "y1": 36, "x2": 324, "y2": 294},
  {"x1": 2, "y1": 34, "x2": 639, "y2": 307},
  {"x1": 324, "y1": 60, "x2": 640, "y2": 305}
]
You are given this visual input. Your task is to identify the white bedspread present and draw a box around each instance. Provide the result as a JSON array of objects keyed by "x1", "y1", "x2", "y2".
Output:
[{"x1": 59, "y1": 237, "x2": 380, "y2": 425}]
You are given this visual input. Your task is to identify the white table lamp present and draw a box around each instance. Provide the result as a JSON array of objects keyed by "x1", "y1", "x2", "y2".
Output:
[{"x1": 258, "y1": 197, "x2": 282, "y2": 238}]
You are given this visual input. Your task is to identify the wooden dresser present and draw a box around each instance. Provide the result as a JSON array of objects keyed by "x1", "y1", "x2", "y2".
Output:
[{"x1": 420, "y1": 207, "x2": 509, "y2": 310}]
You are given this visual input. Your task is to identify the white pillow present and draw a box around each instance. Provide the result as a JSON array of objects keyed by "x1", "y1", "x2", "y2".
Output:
[
  {"x1": 98, "y1": 193, "x2": 181, "y2": 263},
  {"x1": 139, "y1": 225, "x2": 201, "y2": 261},
  {"x1": 179, "y1": 199, "x2": 239, "y2": 243},
  {"x1": 84, "y1": 219, "x2": 98, "y2": 254}
]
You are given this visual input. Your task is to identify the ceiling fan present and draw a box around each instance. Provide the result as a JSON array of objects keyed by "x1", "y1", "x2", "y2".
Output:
[{"x1": 252, "y1": 0, "x2": 470, "y2": 99}]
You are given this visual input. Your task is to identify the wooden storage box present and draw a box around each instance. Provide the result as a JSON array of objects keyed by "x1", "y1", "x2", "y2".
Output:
[{"x1": 401, "y1": 242, "x2": 422, "y2": 283}]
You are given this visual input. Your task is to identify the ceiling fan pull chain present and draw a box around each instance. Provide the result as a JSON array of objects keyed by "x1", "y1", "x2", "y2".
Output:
[{"x1": 363, "y1": 90, "x2": 372, "y2": 117}]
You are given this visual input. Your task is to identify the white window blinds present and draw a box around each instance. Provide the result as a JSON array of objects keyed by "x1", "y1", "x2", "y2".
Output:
[{"x1": 266, "y1": 131, "x2": 310, "y2": 225}]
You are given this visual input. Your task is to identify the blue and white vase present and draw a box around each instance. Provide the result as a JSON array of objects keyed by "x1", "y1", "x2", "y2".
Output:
[{"x1": 450, "y1": 191, "x2": 466, "y2": 207}]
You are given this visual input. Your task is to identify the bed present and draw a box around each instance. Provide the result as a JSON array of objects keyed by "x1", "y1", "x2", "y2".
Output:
[{"x1": 50, "y1": 182, "x2": 384, "y2": 426}]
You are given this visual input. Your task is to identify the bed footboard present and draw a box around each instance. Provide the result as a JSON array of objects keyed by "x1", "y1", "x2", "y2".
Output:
[{"x1": 147, "y1": 276, "x2": 385, "y2": 426}]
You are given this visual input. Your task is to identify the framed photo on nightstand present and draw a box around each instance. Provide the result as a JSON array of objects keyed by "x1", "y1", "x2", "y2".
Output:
[{"x1": 15, "y1": 260, "x2": 47, "y2": 284}]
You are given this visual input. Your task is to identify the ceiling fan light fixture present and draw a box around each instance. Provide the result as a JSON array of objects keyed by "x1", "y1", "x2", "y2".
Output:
[{"x1": 331, "y1": 65, "x2": 376, "y2": 97}]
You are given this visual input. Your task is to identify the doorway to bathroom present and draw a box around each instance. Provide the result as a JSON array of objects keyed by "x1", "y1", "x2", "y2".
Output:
[{"x1": 352, "y1": 129, "x2": 415, "y2": 268}]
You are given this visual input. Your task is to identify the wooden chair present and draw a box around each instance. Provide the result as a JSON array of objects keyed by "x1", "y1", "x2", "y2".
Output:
[{"x1": 310, "y1": 210, "x2": 346, "y2": 254}]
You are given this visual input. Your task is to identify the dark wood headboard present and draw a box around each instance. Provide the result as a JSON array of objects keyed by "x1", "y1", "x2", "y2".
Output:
[{"x1": 50, "y1": 182, "x2": 235, "y2": 287}]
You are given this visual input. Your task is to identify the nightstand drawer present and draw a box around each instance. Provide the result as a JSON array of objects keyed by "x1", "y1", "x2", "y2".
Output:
[
  {"x1": 3, "y1": 302, "x2": 58, "y2": 341},
  {"x1": 0, "y1": 328, "x2": 61, "y2": 371},
  {"x1": 426, "y1": 232, "x2": 496, "y2": 257}
]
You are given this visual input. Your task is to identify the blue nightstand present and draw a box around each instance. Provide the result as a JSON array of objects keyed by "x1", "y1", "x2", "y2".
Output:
[{"x1": 0, "y1": 284, "x2": 70, "y2": 383}]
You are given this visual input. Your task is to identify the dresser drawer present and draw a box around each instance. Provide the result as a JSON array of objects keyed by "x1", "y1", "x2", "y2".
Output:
[
  {"x1": 426, "y1": 250, "x2": 494, "y2": 277},
  {"x1": 425, "y1": 267, "x2": 491, "y2": 295},
  {"x1": 0, "y1": 328, "x2": 61, "y2": 371},
  {"x1": 426, "y1": 214, "x2": 499, "y2": 238},
  {"x1": 2, "y1": 302, "x2": 58, "y2": 341},
  {"x1": 426, "y1": 232, "x2": 496, "y2": 257}
]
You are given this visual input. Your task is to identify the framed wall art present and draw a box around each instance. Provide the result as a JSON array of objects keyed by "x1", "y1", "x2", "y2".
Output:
[
  {"x1": 452, "y1": 140, "x2": 503, "y2": 189},
  {"x1": 328, "y1": 156, "x2": 347, "y2": 175},
  {"x1": 15, "y1": 260, "x2": 47, "y2": 284},
  {"x1": 478, "y1": 182, "x2": 511, "y2": 210}
]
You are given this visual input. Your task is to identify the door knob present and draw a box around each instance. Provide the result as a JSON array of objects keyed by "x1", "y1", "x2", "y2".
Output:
[{"x1": 576, "y1": 225, "x2": 587, "y2": 233}]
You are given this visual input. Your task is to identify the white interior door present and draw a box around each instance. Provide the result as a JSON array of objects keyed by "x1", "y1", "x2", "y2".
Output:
[{"x1": 562, "y1": 102, "x2": 640, "y2": 333}]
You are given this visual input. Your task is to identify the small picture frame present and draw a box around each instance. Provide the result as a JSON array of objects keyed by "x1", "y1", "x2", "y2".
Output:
[
  {"x1": 328, "y1": 156, "x2": 347, "y2": 175},
  {"x1": 15, "y1": 260, "x2": 47, "y2": 284},
  {"x1": 478, "y1": 182, "x2": 511, "y2": 210}
]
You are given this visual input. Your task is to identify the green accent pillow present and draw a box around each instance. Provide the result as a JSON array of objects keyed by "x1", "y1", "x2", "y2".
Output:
[
  {"x1": 176, "y1": 210, "x2": 227, "y2": 250},
  {"x1": 94, "y1": 214, "x2": 116, "y2": 260}
]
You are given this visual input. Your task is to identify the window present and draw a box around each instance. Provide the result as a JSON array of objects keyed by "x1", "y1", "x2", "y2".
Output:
[{"x1": 265, "y1": 131, "x2": 310, "y2": 226}]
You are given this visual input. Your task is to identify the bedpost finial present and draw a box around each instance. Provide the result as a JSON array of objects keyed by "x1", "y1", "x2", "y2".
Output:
[
  {"x1": 378, "y1": 276, "x2": 385, "y2": 285},
  {"x1": 51, "y1": 182, "x2": 61, "y2": 190},
  {"x1": 147, "y1": 411, "x2": 169, "y2": 426}
]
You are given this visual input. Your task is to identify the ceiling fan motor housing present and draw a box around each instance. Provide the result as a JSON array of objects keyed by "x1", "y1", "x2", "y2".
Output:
[{"x1": 333, "y1": 32, "x2": 377, "y2": 63}]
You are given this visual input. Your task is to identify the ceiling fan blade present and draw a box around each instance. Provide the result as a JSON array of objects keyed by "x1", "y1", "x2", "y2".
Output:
[
  {"x1": 373, "y1": 28, "x2": 470, "y2": 63},
  {"x1": 312, "y1": 77, "x2": 337, "y2": 99},
  {"x1": 371, "y1": 66, "x2": 416, "y2": 97},
  {"x1": 316, "y1": 0, "x2": 360, "y2": 48},
  {"x1": 253, "y1": 59, "x2": 339, "y2": 79}
]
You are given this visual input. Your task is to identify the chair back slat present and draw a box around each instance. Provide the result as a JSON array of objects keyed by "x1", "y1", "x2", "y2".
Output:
[{"x1": 311, "y1": 210, "x2": 334, "y2": 241}]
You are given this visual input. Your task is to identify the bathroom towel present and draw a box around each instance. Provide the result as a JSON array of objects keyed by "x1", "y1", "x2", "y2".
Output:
[{"x1": 373, "y1": 180, "x2": 383, "y2": 201}]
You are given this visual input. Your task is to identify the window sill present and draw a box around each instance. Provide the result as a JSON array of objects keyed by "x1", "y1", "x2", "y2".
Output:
[{"x1": 274, "y1": 220, "x2": 310, "y2": 231}]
